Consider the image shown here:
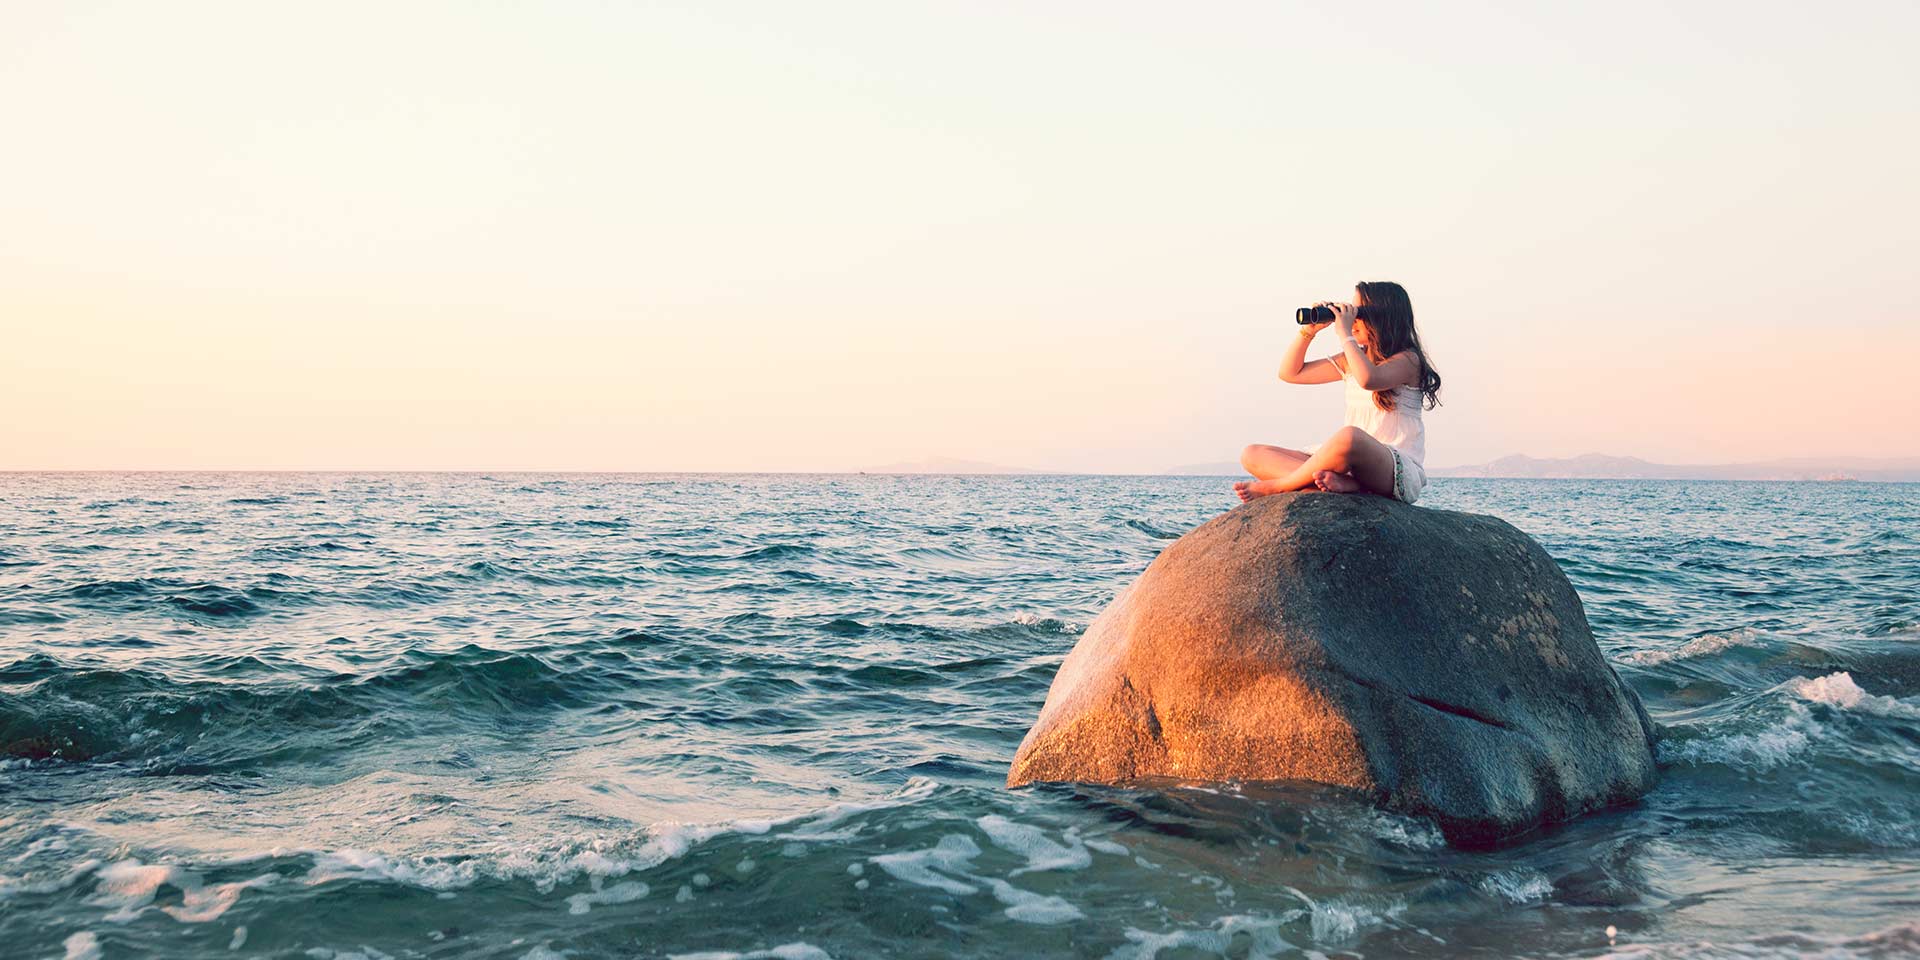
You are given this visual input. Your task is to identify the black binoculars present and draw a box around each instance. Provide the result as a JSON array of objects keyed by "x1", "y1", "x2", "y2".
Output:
[{"x1": 1295, "y1": 305, "x2": 1378, "y2": 324}]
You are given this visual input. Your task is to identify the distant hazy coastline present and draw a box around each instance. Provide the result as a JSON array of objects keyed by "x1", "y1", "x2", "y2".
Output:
[
  {"x1": 1428, "y1": 454, "x2": 1920, "y2": 482},
  {"x1": 1164, "y1": 453, "x2": 1920, "y2": 481},
  {"x1": 859, "y1": 454, "x2": 1920, "y2": 481}
]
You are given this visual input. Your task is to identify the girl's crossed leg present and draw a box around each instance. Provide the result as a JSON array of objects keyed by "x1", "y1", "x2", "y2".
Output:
[
  {"x1": 1238, "y1": 443, "x2": 1311, "y2": 479},
  {"x1": 1234, "y1": 426, "x2": 1397, "y2": 502}
]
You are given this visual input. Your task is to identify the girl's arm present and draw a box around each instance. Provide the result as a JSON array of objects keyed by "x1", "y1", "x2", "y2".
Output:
[
  {"x1": 1278, "y1": 317, "x2": 1342, "y2": 384},
  {"x1": 1330, "y1": 303, "x2": 1419, "y2": 390}
]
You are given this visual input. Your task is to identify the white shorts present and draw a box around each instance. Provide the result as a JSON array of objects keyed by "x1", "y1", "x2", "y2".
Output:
[{"x1": 1390, "y1": 447, "x2": 1426, "y2": 504}]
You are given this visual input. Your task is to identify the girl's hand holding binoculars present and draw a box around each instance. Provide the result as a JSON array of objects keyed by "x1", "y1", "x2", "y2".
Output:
[{"x1": 1326, "y1": 301, "x2": 1359, "y2": 329}]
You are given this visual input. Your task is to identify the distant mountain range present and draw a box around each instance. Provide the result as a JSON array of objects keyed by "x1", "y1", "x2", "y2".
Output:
[
  {"x1": 869, "y1": 453, "x2": 1920, "y2": 480},
  {"x1": 1428, "y1": 454, "x2": 1920, "y2": 482},
  {"x1": 1167, "y1": 454, "x2": 1920, "y2": 481}
]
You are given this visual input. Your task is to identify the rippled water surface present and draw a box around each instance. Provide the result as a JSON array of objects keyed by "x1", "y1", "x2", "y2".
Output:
[{"x1": 3, "y1": 474, "x2": 1917, "y2": 959}]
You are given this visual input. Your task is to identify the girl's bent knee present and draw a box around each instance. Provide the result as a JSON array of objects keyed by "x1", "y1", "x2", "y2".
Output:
[{"x1": 1326, "y1": 426, "x2": 1364, "y2": 450}]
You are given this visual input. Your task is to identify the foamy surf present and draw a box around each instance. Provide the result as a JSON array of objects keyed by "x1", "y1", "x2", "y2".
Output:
[
  {"x1": 1621, "y1": 628, "x2": 1767, "y2": 665},
  {"x1": 1661, "y1": 671, "x2": 1920, "y2": 770}
]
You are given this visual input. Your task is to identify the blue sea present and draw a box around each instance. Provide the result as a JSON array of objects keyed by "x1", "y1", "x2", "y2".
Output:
[{"x1": 2, "y1": 474, "x2": 1917, "y2": 959}]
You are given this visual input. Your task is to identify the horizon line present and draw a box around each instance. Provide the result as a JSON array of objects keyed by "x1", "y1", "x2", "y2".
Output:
[
  {"x1": 9, "y1": 450, "x2": 1920, "y2": 476},
  {"x1": 2, "y1": 468, "x2": 1916, "y2": 483}
]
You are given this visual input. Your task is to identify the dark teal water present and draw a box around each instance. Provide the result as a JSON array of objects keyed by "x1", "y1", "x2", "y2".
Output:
[{"x1": 2, "y1": 474, "x2": 1916, "y2": 959}]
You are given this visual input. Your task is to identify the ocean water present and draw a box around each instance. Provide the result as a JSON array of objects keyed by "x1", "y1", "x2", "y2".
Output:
[{"x1": 2, "y1": 473, "x2": 1917, "y2": 960}]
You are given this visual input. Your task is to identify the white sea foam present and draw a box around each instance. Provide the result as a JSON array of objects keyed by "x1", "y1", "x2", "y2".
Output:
[
  {"x1": 84, "y1": 858, "x2": 279, "y2": 925},
  {"x1": 981, "y1": 876, "x2": 1083, "y2": 924},
  {"x1": 305, "y1": 850, "x2": 483, "y2": 891},
  {"x1": 302, "y1": 949, "x2": 395, "y2": 960},
  {"x1": 0, "y1": 856, "x2": 103, "y2": 901},
  {"x1": 869, "y1": 826, "x2": 1087, "y2": 925},
  {"x1": 1308, "y1": 897, "x2": 1403, "y2": 944},
  {"x1": 1665, "y1": 671, "x2": 1920, "y2": 770},
  {"x1": 163, "y1": 874, "x2": 277, "y2": 923},
  {"x1": 1479, "y1": 868, "x2": 1555, "y2": 903},
  {"x1": 1106, "y1": 914, "x2": 1299, "y2": 960},
  {"x1": 776, "y1": 776, "x2": 939, "y2": 841},
  {"x1": 1838, "y1": 807, "x2": 1920, "y2": 848},
  {"x1": 975, "y1": 815, "x2": 1092, "y2": 875},
  {"x1": 1107, "y1": 926, "x2": 1234, "y2": 959},
  {"x1": 565, "y1": 879, "x2": 648, "y2": 915},
  {"x1": 1010, "y1": 611, "x2": 1080, "y2": 633},
  {"x1": 1359, "y1": 809, "x2": 1447, "y2": 850},
  {"x1": 9, "y1": 833, "x2": 73, "y2": 864},
  {"x1": 1661, "y1": 703, "x2": 1819, "y2": 769},
  {"x1": 1789, "y1": 671, "x2": 1920, "y2": 720},
  {"x1": 1622, "y1": 629, "x2": 1765, "y2": 665},
  {"x1": 89, "y1": 859, "x2": 179, "y2": 921},
  {"x1": 281, "y1": 777, "x2": 945, "y2": 905},
  {"x1": 668, "y1": 943, "x2": 833, "y2": 960},
  {"x1": 1308, "y1": 903, "x2": 1361, "y2": 942},
  {"x1": 1278, "y1": 885, "x2": 1403, "y2": 945},
  {"x1": 868, "y1": 834, "x2": 980, "y2": 896},
  {"x1": 301, "y1": 817, "x2": 780, "y2": 895},
  {"x1": 63, "y1": 931, "x2": 101, "y2": 960}
]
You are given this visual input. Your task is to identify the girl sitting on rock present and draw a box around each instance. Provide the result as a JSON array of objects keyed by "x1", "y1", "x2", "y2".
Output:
[{"x1": 1234, "y1": 280, "x2": 1442, "y2": 504}]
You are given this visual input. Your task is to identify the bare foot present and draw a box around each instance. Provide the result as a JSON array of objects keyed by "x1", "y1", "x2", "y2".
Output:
[
  {"x1": 1312, "y1": 470, "x2": 1364, "y2": 494},
  {"x1": 1233, "y1": 479, "x2": 1287, "y2": 502}
]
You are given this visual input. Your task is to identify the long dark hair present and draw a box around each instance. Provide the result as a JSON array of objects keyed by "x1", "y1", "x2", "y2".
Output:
[{"x1": 1354, "y1": 281, "x2": 1442, "y2": 412}]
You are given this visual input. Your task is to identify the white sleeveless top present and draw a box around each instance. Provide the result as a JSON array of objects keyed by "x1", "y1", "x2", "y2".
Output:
[{"x1": 1329, "y1": 353, "x2": 1426, "y2": 467}]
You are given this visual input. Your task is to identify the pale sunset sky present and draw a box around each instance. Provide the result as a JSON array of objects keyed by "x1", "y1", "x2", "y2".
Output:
[{"x1": 3, "y1": 1, "x2": 1915, "y2": 473}]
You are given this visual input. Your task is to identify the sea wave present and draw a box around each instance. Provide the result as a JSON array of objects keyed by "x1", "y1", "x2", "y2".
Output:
[
  {"x1": 0, "y1": 647, "x2": 593, "y2": 766},
  {"x1": 2, "y1": 473, "x2": 1916, "y2": 958},
  {"x1": 1660, "y1": 670, "x2": 1920, "y2": 772},
  {"x1": 1788, "y1": 671, "x2": 1920, "y2": 720},
  {"x1": 1621, "y1": 628, "x2": 1767, "y2": 665}
]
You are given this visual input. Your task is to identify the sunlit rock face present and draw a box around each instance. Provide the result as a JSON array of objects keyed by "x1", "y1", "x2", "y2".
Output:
[{"x1": 1007, "y1": 492, "x2": 1658, "y2": 845}]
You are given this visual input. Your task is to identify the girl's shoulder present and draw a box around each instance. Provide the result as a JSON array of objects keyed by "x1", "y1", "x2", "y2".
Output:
[{"x1": 1383, "y1": 350, "x2": 1425, "y2": 394}]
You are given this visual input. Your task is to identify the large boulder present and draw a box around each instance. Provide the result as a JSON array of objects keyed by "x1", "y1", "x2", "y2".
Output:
[{"x1": 1007, "y1": 491, "x2": 1658, "y2": 845}]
